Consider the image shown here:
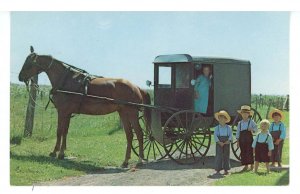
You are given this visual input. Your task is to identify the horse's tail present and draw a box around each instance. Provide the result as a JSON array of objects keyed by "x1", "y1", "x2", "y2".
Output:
[{"x1": 139, "y1": 88, "x2": 151, "y2": 130}]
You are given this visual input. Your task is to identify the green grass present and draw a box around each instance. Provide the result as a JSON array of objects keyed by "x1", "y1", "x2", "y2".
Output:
[
  {"x1": 10, "y1": 84, "x2": 289, "y2": 185},
  {"x1": 10, "y1": 84, "x2": 139, "y2": 185},
  {"x1": 214, "y1": 170, "x2": 289, "y2": 186},
  {"x1": 10, "y1": 133, "x2": 135, "y2": 185}
]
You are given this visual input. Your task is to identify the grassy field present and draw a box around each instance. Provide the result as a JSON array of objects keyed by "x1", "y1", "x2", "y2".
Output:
[
  {"x1": 10, "y1": 83, "x2": 289, "y2": 185},
  {"x1": 10, "y1": 84, "x2": 136, "y2": 185}
]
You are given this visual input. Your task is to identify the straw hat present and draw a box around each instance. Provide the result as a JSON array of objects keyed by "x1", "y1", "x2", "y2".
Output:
[
  {"x1": 237, "y1": 105, "x2": 254, "y2": 116},
  {"x1": 269, "y1": 109, "x2": 284, "y2": 120},
  {"x1": 214, "y1": 110, "x2": 231, "y2": 123}
]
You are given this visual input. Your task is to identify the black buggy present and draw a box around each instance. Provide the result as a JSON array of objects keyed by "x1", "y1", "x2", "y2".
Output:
[{"x1": 131, "y1": 54, "x2": 262, "y2": 164}]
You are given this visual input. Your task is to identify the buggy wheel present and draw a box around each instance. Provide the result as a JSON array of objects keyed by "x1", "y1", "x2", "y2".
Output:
[
  {"x1": 132, "y1": 115, "x2": 167, "y2": 161},
  {"x1": 163, "y1": 110, "x2": 211, "y2": 165},
  {"x1": 231, "y1": 108, "x2": 262, "y2": 161}
]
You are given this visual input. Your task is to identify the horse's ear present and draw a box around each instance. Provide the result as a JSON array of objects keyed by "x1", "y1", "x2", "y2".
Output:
[{"x1": 30, "y1": 46, "x2": 34, "y2": 53}]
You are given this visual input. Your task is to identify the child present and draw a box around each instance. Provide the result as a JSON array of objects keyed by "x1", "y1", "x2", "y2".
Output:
[
  {"x1": 236, "y1": 105, "x2": 258, "y2": 171},
  {"x1": 214, "y1": 110, "x2": 233, "y2": 175},
  {"x1": 269, "y1": 109, "x2": 286, "y2": 167},
  {"x1": 194, "y1": 64, "x2": 211, "y2": 114},
  {"x1": 252, "y1": 119, "x2": 274, "y2": 173}
]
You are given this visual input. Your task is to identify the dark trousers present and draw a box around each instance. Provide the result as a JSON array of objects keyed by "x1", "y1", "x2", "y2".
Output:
[
  {"x1": 215, "y1": 136, "x2": 230, "y2": 171},
  {"x1": 271, "y1": 140, "x2": 284, "y2": 163},
  {"x1": 239, "y1": 131, "x2": 254, "y2": 165}
]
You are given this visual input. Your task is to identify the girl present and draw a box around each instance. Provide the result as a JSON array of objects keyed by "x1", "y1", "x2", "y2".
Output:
[
  {"x1": 236, "y1": 105, "x2": 258, "y2": 171},
  {"x1": 269, "y1": 109, "x2": 286, "y2": 167},
  {"x1": 214, "y1": 110, "x2": 232, "y2": 175},
  {"x1": 194, "y1": 64, "x2": 211, "y2": 114},
  {"x1": 252, "y1": 119, "x2": 274, "y2": 173}
]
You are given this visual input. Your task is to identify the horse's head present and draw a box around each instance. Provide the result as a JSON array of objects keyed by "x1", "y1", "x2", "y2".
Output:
[{"x1": 18, "y1": 46, "x2": 45, "y2": 83}]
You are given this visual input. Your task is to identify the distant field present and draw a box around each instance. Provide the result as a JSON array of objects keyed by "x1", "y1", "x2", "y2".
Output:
[{"x1": 10, "y1": 83, "x2": 289, "y2": 185}]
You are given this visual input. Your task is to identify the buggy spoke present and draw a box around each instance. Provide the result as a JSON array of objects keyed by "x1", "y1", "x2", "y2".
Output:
[
  {"x1": 154, "y1": 141, "x2": 164, "y2": 157},
  {"x1": 152, "y1": 142, "x2": 156, "y2": 160}
]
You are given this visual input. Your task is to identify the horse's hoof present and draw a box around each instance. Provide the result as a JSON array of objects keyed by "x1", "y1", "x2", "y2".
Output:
[
  {"x1": 58, "y1": 153, "x2": 65, "y2": 160},
  {"x1": 49, "y1": 152, "x2": 56, "y2": 158},
  {"x1": 121, "y1": 162, "x2": 128, "y2": 168}
]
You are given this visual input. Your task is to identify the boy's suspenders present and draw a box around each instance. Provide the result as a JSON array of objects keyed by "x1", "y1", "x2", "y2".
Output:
[
  {"x1": 227, "y1": 125, "x2": 229, "y2": 137},
  {"x1": 265, "y1": 135, "x2": 269, "y2": 143},
  {"x1": 238, "y1": 119, "x2": 251, "y2": 131},
  {"x1": 271, "y1": 123, "x2": 282, "y2": 132},
  {"x1": 256, "y1": 134, "x2": 269, "y2": 143},
  {"x1": 218, "y1": 125, "x2": 230, "y2": 137}
]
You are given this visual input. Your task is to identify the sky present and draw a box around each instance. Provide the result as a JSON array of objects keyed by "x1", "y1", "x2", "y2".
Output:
[{"x1": 10, "y1": 12, "x2": 289, "y2": 95}]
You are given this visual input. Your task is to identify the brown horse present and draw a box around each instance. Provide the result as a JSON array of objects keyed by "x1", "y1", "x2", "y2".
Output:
[{"x1": 18, "y1": 46, "x2": 151, "y2": 168}]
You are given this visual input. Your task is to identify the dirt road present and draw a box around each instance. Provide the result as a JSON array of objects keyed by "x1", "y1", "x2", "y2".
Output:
[{"x1": 38, "y1": 143, "x2": 244, "y2": 186}]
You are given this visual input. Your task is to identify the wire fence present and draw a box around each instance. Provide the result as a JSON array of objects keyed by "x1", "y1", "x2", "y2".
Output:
[
  {"x1": 10, "y1": 82, "x2": 289, "y2": 142},
  {"x1": 10, "y1": 83, "x2": 57, "y2": 140},
  {"x1": 251, "y1": 94, "x2": 289, "y2": 110}
]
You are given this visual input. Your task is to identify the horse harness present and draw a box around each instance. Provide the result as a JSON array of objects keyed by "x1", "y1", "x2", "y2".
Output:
[{"x1": 45, "y1": 58, "x2": 103, "y2": 113}]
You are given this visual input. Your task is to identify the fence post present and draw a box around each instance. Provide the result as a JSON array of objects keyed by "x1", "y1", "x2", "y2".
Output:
[
  {"x1": 24, "y1": 75, "x2": 38, "y2": 137},
  {"x1": 266, "y1": 99, "x2": 272, "y2": 119}
]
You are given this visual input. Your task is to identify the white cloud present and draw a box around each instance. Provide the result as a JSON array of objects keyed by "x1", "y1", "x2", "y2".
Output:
[{"x1": 97, "y1": 20, "x2": 112, "y2": 30}]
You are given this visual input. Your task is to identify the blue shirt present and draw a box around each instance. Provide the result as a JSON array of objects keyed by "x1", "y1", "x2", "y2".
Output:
[
  {"x1": 236, "y1": 118, "x2": 258, "y2": 139},
  {"x1": 269, "y1": 122, "x2": 286, "y2": 140},
  {"x1": 252, "y1": 132, "x2": 274, "y2": 151},
  {"x1": 214, "y1": 124, "x2": 232, "y2": 143}
]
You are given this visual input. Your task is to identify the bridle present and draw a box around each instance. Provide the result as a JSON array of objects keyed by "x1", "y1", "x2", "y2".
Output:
[
  {"x1": 31, "y1": 54, "x2": 54, "y2": 72},
  {"x1": 23, "y1": 54, "x2": 55, "y2": 109}
]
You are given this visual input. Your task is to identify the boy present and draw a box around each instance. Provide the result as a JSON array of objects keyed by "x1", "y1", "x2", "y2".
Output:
[
  {"x1": 269, "y1": 109, "x2": 286, "y2": 167},
  {"x1": 236, "y1": 105, "x2": 258, "y2": 171},
  {"x1": 214, "y1": 110, "x2": 232, "y2": 175},
  {"x1": 252, "y1": 119, "x2": 274, "y2": 173}
]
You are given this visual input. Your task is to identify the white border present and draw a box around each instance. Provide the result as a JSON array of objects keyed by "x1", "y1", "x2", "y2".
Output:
[
  {"x1": 1, "y1": 1, "x2": 300, "y2": 194},
  {"x1": 0, "y1": 11, "x2": 10, "y2": 191},
  {"x1": 0, "y1": 0, "x2": 299, "y2": 11}
]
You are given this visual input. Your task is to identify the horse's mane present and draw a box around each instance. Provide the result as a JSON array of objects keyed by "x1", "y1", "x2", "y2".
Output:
[{"x1": 43, "y1": 55, "x2": 103, "y2": 78}]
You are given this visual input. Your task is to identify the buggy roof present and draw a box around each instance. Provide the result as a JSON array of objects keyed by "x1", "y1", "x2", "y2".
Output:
[{"x1": 154, "y1": 54, "x2": 250, "y2": 65}]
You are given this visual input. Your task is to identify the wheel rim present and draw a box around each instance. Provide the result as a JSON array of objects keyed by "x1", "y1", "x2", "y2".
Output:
[
  {"x1": 231, "y1": 108, "x2": 262, "y2": 161},
  {"x1": 132, "y1": 115, "x2": 167, "y2": 161},
  {"x1": 163, "y1": 110, "x2": 211, "y2": 165}
]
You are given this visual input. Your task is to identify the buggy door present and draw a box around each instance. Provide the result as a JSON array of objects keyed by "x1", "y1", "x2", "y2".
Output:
[
  {"x1": 174, "y1": 63, "x2": 193, "y2": 109},
  {"x1": 154, "y1": 64, "x2": 175, "y2": 107}
]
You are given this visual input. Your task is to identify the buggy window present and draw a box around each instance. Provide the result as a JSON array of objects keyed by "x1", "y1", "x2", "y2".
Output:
[
  {"x1": 176, "y1": 64, "x2": 190, "y2": 88},
  {"x1": 158, "y1": 66, "x2": 171, "y2": 88}
]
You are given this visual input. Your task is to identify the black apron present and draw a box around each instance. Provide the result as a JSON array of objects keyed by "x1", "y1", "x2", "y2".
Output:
[
  {"x1": 238, "y1": 120, "x2": 254, "y2": 165},
  {"x1": 270, "y1": 123, "x2": 284, "y2": 163},
  {"x1": 215, "y1": 125, "x2": 230, "y2": 171},
  {"x1": 255, "y1": 133, "x2": 270, "y2": 162}
]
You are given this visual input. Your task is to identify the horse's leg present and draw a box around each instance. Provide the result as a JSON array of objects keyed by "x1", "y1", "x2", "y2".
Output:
[
  {"x1": 57, "y1": 114, "x2": 71, "y2": 160},
  {"x1": 49, "y1": 130, "x2": 61, "y2": 157},
  {"x1": 131, "y1": 112, "x2": 144, "y2": 165},
  {"x1": 49, "y1": 112, "x2": 64, "y2": 158},
  {"x1": 119, "y1": 111, "x2": 133, "y2": 168}
]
